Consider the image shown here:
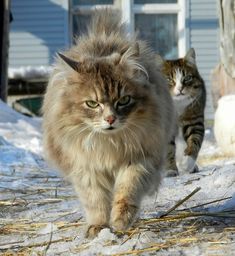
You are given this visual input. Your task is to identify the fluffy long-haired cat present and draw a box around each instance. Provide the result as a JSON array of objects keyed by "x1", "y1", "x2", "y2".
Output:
[
  {"x1": 158, "y1": 48, "x2": 206, "y2": 176},
  {"x1": 42, "y1": 8, "x2": 175, "y2": 237}
]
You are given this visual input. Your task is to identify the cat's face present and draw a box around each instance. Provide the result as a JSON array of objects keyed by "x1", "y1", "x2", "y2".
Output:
[
  {"x1": 162, "y1": 50, "x2": 203, "y2": 103},
  {"x1": 62, "y1": 61, "x2": 150, "y2": 135}
]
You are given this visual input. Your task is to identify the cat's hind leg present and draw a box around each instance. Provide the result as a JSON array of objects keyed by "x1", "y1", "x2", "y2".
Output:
[
  {"x1": 182, "y1": 123, "x2": 204, "y2": 173},
  {"x1": 180, "y1": 154, "x2": 197, "y2": 173},
  {"x1": 165, "y1": 140, "x2": 179, "y2": 177}
]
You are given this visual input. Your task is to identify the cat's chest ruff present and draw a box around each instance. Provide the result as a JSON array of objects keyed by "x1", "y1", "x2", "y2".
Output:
[
  {"x1": 79, "y1": 135, "x2": 131, "y2": 171},
  {"x1": 173, "y1": 96, "x2": 193, "y2": 116}
]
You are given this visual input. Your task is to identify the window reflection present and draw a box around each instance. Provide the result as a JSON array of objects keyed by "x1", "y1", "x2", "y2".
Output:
[
  {"x1": 73, "y1": 15, "x2": 91, "y2": 39},
  {"x1": 135, "y1": 14, "x2": 178, "y2": 58}
]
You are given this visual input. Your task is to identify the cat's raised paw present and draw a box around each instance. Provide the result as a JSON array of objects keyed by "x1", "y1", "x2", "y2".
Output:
[
  {"x1": 165, "y1": 169, "x2": 179, "y2": 177},
  {"x1": 110, "y1": 199, "x2": 138, "y2": 231},
  {"x1": 86, "y1": 224, "x2": 109, "y2": 239}
]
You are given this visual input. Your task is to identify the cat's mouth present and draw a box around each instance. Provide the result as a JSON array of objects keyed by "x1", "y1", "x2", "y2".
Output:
[
  {"x1": 174, "y1": 94, "x2": 187, "y2": 100},
  {"x1": 175, "y1": 92, "x2": 185, "y2": 96},
  {"x1": 105, "y1": 126, "x2": 115, "y2": 130}
]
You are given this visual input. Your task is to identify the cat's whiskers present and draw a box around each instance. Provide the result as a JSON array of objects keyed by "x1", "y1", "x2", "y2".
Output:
[
  {"x1": 127, "y1": 120, "x2": 147, "y2": 137},
  {"x1": 127, "y1": 119, "x2": 158, "y2": 142},
  {"x1": 125, "y1": 126, "x2": 147, "y2": 166},
  {"x1": 189, "y1": 93, "x2": 200, "y2": 108},
  {"x1": 120, "y1": 130, "x2": 129, "y2": 157},
  {"x1": 83, "y1": 129, "x2": 97, "y2": 151},
  {"x1": 58, "y1": 125, "x2": 90, "y2": 149},
  {"x1": 91, "y1": 121, "x2": 108, "y2": 132}
]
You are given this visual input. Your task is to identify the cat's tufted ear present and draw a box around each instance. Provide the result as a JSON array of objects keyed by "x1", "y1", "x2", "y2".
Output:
[
  {"x1": 57, "y1": 52, "x2": 80, "y2": 72},
  {"x1": 106, "y1": 52, "x2": 122, "y2": 65},
  {"x1": 120, "y1": 42, "x2": 139, "y2": 63},
  {"x1": 184, "y1": 48, "x2": 196, "y2": 66},
  {"x1": 155, "y1": 54, "x2": 164, "y2": 68},
  {"x1": 120, "y1": 43, "x2": 149, "y2": 81}
]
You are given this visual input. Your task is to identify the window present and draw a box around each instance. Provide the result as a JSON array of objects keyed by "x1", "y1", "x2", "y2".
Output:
[
  {"x1": 135, "y1": 14, "x2": 178, "y2": 58},
  {"x1": 70, "y1": 0, "x2": 186, "y2": 58},
  {"x1": 70, "y1": 0, "x2": 114, "y2": 42}
]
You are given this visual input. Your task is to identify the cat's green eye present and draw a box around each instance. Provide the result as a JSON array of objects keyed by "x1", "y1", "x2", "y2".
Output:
[
  {"x1": 118, "y1": 95, "x2": 131, "y2": 106},
  {"x1": 166, "y1": 77, "x2": 173, "y2": 85},
  {"x1": 184, "y1": 75, "x2": 193, "y2": 83},
  {"x1": 86, "y1": 100, "x2": 99, "y2": 108}
]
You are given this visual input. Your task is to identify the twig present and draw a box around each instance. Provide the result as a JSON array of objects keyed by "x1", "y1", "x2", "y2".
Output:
[
  {"x1": 159, "y1": 187, "x2": 201, "y2": 218},
  {"x1": 121, "y1": 228, "x2": 139, "y2": 245},
  {"x1": 178, "y1": 196, "x2": 232, "y2": 211},
  {"x1": 0, "y1": 236, "x2": 74, "y2": 251},
  {"x1": 111, "y1": 243, "x2": 170, "y2": 256},
  {"x1": 144, "y1": 211, "x2": 235, "y2": 225},
  {"x1": 43, "y1": 223, "x2": 54, "y2": 255}
]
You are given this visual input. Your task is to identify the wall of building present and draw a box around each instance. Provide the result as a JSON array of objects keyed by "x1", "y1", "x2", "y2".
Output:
[
  {"x1": 9, "y1": 0, "x2": 69, "y2": 68},
  {"x1": 188, "y1": 0, "x2": 220, "y2": 120},
  {"x1": 9, "y1": 0, "x2": 219, "y2": 120}
]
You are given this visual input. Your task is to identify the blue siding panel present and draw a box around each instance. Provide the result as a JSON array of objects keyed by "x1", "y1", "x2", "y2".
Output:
[
  {"x1": 9, "y1": 0, "x2": 69, "y2": 68},
  {"x1": 189, "y1": 0, "x2": 219, "y2": 120}
]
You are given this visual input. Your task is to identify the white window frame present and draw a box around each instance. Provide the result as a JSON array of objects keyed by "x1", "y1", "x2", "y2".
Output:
[
  {"x1": 120, "y1": 0, "x2": 186, "y2": 58},
  {"x1": 69, "y1": 0, "x2": 186, "y2": 57}
]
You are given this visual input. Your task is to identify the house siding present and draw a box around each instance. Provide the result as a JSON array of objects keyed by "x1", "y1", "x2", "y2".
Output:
[
  {"x1": 9, "y1": 0, "x2": 219, "y2": 121},
  {"x1": 188, "y1": 0, "x2": 219, "y2": 120},
  {"x1": 9, "y1": 0, "x2": 69, "y2": 68}
]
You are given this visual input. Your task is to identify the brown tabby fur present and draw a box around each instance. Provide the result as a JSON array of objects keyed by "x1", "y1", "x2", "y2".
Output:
[
  {"x1": 159, "y1": 49, "x2": 206, "y2": 176},
  {"x1": 42, "y1": 8, "x2": 175, "y2": 237}
]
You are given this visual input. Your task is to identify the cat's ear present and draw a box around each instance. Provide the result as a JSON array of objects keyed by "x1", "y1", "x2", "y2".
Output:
[
  {"x1": 120, "y1": 42, "x2": 140, "y2": 62},
  {"x1": 155, "y1": 54, "x2": 164, "y2": 68},
  {"x1": 106, "y1": 52, "x2": 122, "y2": 65},
  {"x1": 120, "y1": 43, "x2": 149, "y2": 81},
  {"x1": 57, "y1": 52, "x2": 80, "y2": 72},
  {"x1": 184, "y1": 48, "x2": 196, "y2": 66}
]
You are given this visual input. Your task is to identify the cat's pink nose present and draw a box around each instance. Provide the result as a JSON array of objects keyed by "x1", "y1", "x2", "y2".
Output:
[{"x1": 105, "y1": 115, "x2": 116, "y2": 125}]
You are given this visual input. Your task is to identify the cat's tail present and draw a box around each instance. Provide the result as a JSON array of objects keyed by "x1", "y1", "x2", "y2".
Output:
[{"x1": 88, "y1": 8, "x2": 126, "y2": 37}]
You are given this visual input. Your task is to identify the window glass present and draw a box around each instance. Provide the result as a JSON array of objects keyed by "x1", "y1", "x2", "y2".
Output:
[
  {"x1": 73, "y1": 14, "x2": 91, "y2": 39},
  {"x1": 72, "y1": 0, "x2": 113, "y2": 5},
  {"x1": 134, "y1": 0, "x2": 177, "y2": 3},
  {"x1": 135, "y1": 14, "x2": 178, "y2": 58}
]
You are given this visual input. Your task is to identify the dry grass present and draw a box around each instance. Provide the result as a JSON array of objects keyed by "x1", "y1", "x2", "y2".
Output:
[
  {"x1": 1, "y1": 151, "x2": 234, "y2": 256},
  {"x1": 1, "y1": 187, "x2": 234, "y2": 255}
]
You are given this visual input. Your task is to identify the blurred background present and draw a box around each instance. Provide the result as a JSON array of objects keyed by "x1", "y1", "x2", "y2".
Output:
[{"x1": 1, "y1": 0, "x2": 233, "y2": 126}]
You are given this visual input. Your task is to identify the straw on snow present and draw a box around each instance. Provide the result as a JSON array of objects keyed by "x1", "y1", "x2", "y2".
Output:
[{"x1": 1, "y1": 188, "x2": 234, "y2": 255}]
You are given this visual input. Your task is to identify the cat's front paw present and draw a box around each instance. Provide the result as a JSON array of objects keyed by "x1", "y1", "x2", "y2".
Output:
[
  {"x1": 86, "y1": 224, "x2": 109, "y2": 239},
  {"x1": 110, "y1": 199, "x2": 138, "y2": 231},
  {"x1": 165, "y1": 169, "x2": 179, "y2": 177}
]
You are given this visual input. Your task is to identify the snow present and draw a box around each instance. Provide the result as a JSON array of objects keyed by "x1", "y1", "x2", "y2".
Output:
[
  {"x1": 214, "y1": 95, "x2": 235, "y2": 156},
  {"x1": 0, "y1": 100, "x2": 235, "y2": 255},
  {"x1": 8, "y1": 66, "x2": 52, "y2": 80}
]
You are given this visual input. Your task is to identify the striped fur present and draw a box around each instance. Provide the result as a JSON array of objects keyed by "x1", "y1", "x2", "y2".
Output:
[{"x1": 161, "y1": 48, "x2": 206, "y2": 176}]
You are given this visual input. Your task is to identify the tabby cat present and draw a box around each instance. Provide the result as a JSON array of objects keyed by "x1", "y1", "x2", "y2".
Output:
[
  {"x1": 42, "y1": 9, "x2": 175, "y2": 237},
  {"x1": 159, "y1": 48, "x2": 206, "y2": 176}
]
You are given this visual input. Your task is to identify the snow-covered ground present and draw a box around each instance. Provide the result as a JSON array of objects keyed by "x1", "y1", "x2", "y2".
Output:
[{"x1": 0, "y1": 100, "x2": 235, "y2": 255}]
